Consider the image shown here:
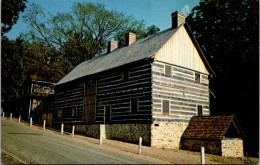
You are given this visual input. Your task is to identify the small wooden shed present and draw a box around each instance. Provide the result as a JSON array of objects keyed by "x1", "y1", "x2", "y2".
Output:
[{"x1": 181, "y1": 115, "x2": 245, "y2": 158}]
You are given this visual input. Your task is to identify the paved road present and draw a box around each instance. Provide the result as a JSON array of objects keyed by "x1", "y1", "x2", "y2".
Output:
[{"x1": 1, "y1": 119, "x2": 169, "y2": 164}]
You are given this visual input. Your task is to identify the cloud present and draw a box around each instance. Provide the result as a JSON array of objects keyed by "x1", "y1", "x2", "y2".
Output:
[{"x1": 181, "y1": 4, "x2": 190, "y2": 16}]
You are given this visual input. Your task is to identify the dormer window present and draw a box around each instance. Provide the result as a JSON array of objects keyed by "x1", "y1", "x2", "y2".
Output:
[
  {"x1": 165, "y1": 65, "x2": 172, "y2": 77},
  {"x1": 195, "y1": 73, "x2": 200, "y2": 83}
]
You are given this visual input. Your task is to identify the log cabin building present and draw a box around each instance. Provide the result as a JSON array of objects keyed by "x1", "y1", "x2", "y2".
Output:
[{"x1": 53, "y1": 11, "x2": 216, "y2": 149}]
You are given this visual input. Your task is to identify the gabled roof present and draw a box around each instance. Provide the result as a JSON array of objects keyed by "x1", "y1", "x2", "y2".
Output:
[
  {"x1": 181, "y1": 115, "x2": 245, "y2": 140},
  {"x1": 56, "y1": 23, "x2": 214, "y2": 86}
]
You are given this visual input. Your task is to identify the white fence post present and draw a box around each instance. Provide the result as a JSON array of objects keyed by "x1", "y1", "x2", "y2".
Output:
[
  {"x1": 30, "y1": 117, "x2": 32, "y2": 127},
  {"x1": 61, "y1": 123, "x2": 64, "y2": 135},
  {"x1": 72, "y1": 125, "x2": 75, "y2": 138},
  {"x1": 138, "y1": 137, "x2": 142, "y2": 154},
  {"x1": 99, "y1": 131, "x2": 103, "y2": 145},
  {"x1": 201, "y1": 146, "x2": 205, "y2": 164},
  {"x1": 43, "y1": 120, "x2": 46, "y2": 131},
  {"x1": 10, "y1": 113, "x2": 12, "y2": 121},
  {"x1": 19, "y1": 115, "x2": 21, "y2": 123}
]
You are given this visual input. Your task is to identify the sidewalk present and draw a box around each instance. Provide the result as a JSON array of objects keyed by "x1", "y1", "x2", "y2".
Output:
[
  {"x1": 75, "y1": 135, "x2": 220, "y2": 164},
  {"x1": 3, "y1": 117, "x2": 257, "y2": 164}
]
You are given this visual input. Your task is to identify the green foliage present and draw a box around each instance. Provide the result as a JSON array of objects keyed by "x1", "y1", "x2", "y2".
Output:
[
  {"x1": 1, "y1": 37, "x2": 26, "y2": 102},
  {"x1": 115, "y1": 24, "x2": 160, "y2": 48},
  {"x1": 187, "y1": 0, "x2": 259, "y2": 155},
  {"x1": 22, "y1": 2, "x2": 160, "y2": 67},
  {"x1": 22, "y1": 41, "x2": 68, "y2": 83},
  {"x1": 1, "y1": 0, "x2": 27, "y2": 35}
]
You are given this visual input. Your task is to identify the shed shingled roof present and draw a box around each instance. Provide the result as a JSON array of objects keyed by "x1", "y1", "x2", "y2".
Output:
[{"x1": 181, "y1": 115, "x2": 242, "y2": 140}]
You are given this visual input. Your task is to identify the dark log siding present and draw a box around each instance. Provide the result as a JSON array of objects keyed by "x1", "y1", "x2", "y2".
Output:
[
  {"x1": 53, "y1": 83, "x2": 84, "y2": 124},
  {"x1": 151, "y1": 61, "x2": 210, "y2": 122},
  {"x1": 96, "y1": 61, "x2": 152, "y2": 124}
]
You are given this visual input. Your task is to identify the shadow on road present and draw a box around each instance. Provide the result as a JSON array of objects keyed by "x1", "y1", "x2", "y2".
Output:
[{"x1": 8, "y1": 133, "x2": 42, "y2": 136}]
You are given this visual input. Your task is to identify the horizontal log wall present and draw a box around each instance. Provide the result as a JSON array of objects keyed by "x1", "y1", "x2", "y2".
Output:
[
  {"x1": 96, "y1": 61, "x2": 152, "y2": 124},
  {"x1": 151, "y1": 61, "x2": 210, "y2": 122},
  {"x1": 53, "y1": 83, "x2": 84, "y2": 124}
]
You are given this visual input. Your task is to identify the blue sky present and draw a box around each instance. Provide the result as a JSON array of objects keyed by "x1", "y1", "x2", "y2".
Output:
[{"x1": 5, "y1": 0, "x2": 200, "y2": 40}]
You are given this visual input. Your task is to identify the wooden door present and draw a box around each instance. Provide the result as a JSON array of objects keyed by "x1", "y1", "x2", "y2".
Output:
[{"x1": 83, "y1": 79, "x2": 96, "y2": 124}]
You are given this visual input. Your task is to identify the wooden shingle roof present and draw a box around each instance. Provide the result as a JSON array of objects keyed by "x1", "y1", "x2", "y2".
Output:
[
  {"x1": 56, "y1": 23, "x2": 215, "y2": 86},
  {"x1": 182, "y1": 115, "x2": 243, "y2": 140}
]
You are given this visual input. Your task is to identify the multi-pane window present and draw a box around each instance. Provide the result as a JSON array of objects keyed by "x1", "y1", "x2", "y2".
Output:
[
  {"x1": 195, "y1": 73, "x2": 200, "y2": 83},
  {"x1": 122, "y1": 70, "x2": 130, "y2": 81},
  {"x1": 32, "y1": 99, "x2": 38, "y2": 110},
  {"x1": 50, "y1": 87, "x2": 54, "y2": 94},
  {"x1": 39, "y1": 85, "x2": 44, "y2": 93},
  {"x1": 165, "y1": 65, "x2": 172, "y2": 77},
  {"x1": 130, "y1": 98, "x2": 138, "y2": 114},
  {"x1": 38, "y1": 100, "x2": 43, "y2": 109},
  {"x1": 33, "y1": 84, "x2": 39, "y2": 92},
  {"x1": 32, "y1": 99, "x2": 43, "y2": 110},
  {"x1": 44, "y1": 86, "x2": 49, "y2": 94},
  {"x1": 72, "y1": 106, "x2": 77, "y2": 117},
  {"x1": 104, "y1": 106, "x2": 111, "y2": 124},
  {"x1": 162, "y1": 100, "x2": 170, "y2": 115},
  {"x1": 88, "y1": 79, "x2": 93, "y2": 86},
  {"x1": 198, "y1": 105, "x2": 203, "y2": 116},
  {"x1": 57, "y1": 109, "x2": 62, "y2": 118}
]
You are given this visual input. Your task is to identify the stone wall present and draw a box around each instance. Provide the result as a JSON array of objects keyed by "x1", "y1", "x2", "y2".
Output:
[
  {"x1": 221, "y1": 138, "x2": 243, "y2": 158},
  {"x1": 64, "y1": 124, "x2": 87, "y2": 135},
  {"x1": 86, "y1": 124, "x2": 100, "y2": 138},
  {"x1": 108, "y1": 124, "x2": 151, "y2": 145},
  {"x1": 181, "y1": 139, "x2": 221, "y2": 155},
  {"x1": 85, "y1": 123, "x2": 151, "y2": 145},
  {"x1": 151, "y1": 121, "x2": 189, "y2": 149}
]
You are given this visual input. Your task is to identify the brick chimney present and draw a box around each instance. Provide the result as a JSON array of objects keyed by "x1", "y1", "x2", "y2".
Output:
[
  {"x1": 107, "y1": 40, "x2": 118, "y2": 53},
  {"x1": 171, "y1": 11, "x2": 185, "y2": 28},
  {"x1": 125, "y1": 32, "x2": 136, "y2": 46}
]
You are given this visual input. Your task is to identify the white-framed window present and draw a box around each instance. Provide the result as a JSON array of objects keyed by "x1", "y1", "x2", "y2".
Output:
[
  {"x1": 197, "y1": 105, "x2": 203, "y2": 116},
  {"x1": 195, "y1": 73, "x2": 201, "y2": 83},
  {"x1": 165, "y1": 65, "x2": 172, "y2": 77},
  {"x1": 57, "y1": 109, "x2": 62, "y2": 118},
  {"x1": 72, "y1": 106, "x2": 77, "y2": 117},
  {"x1": 162, "y1": 100, "x2": 170, "y2": 115}
]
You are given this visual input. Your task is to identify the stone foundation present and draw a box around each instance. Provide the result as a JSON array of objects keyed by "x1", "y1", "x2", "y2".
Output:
[
  {"x1": 84, "y1": 123, "x2": 151, "y2": 145},
  {"x1": 108, "y1": 124, "x2": 151, "y2": 145},
  {"x1": 181, "y1": 138, "x2": 244, "y2": 158},
  {"x1": 221, "y1": 138, "x2": 243, "y2": 158},
  {"x1": 64, "y1": 124, "x2": 87, "y2": 135},
  {"x1": 181, "y1": 139, "x2": 221, "y2": 155},
  {"x1": 151, "y1": 121, "x2": 189, "y2": 149}
]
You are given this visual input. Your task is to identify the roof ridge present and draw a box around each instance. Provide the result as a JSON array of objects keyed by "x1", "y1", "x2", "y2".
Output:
[{"x1": 56, "y1": 25, "x2": 182, "y2": 86}]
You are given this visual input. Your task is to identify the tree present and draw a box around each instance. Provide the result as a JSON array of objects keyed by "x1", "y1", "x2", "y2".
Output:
[
  {"x1": 114, "y1": 24, "x2": 160, "y2": 48},
  {"x1": 22, "y1": 41, "x2": 68, "y2": 83},
  {"x1": 1, "y1": 0, "x2": 27, "y2": 35},
  {"x1": 22, "y1": 2, "x2": 160, "y2": 67},
  {"x1": 1, "y1": 37, "x2": 27, "y2": 113},
  {"x1": 186, "y1": 0, "x2": 259, "y2": 156}
]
